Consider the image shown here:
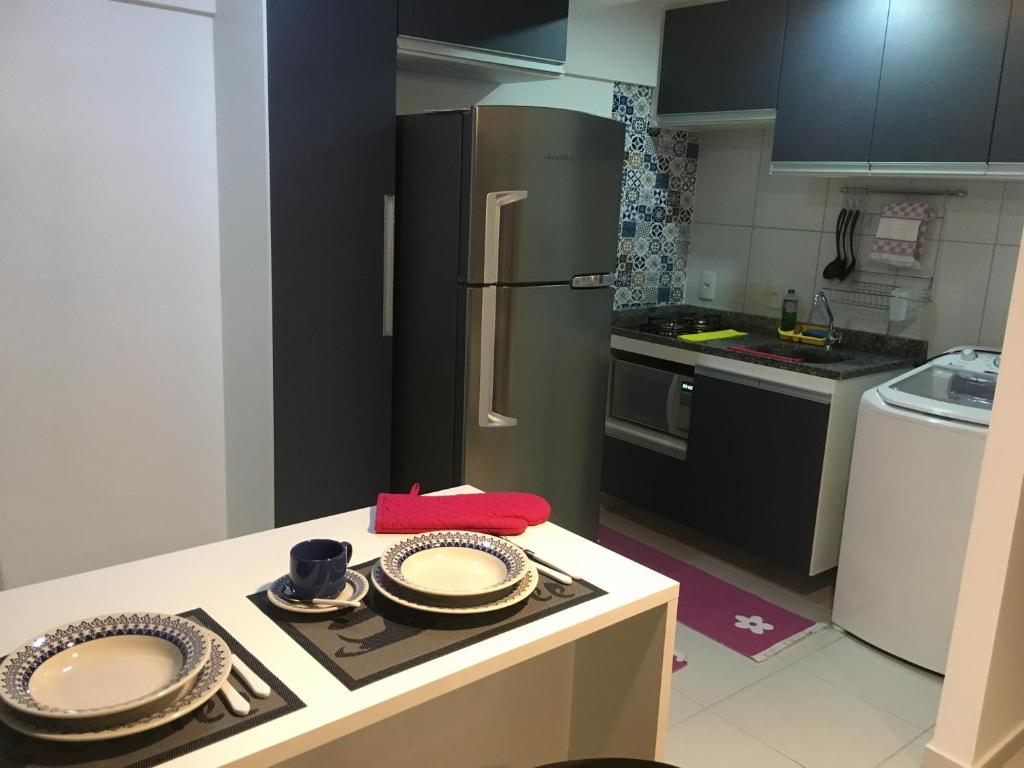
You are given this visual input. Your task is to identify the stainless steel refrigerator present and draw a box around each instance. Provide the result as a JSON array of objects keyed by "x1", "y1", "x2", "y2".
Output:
[{"x1": 391, "y1": 106, "x2": 625, "y2": 538}]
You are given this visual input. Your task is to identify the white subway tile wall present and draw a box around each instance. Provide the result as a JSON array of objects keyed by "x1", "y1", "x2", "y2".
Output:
[{"x1": 685, "y1": 127, "x2": 1023, "y2": 354}]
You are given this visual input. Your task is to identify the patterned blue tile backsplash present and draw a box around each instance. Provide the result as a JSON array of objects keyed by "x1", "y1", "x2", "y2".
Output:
[{"x1": 611, "y1": 83, "x2": 699, "y2": 309}]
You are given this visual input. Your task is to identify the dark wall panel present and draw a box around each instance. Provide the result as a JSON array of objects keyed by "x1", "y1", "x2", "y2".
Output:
[{"x1": 268, "y1": 0, "x2": 397, "y2": 526}]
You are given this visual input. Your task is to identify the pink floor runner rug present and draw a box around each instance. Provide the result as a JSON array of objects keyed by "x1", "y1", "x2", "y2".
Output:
[{"x1": 599, "y1": 525, "x2": 826, "y2": 663}]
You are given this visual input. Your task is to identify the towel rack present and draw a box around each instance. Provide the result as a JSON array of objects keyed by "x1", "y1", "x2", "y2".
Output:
[{"x1": 839, "y1": 186, "x2": 967, "y2": 198}]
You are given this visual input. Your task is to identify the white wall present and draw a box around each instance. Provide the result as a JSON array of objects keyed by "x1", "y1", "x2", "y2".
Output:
[
  {"x1": 397, "y1": 0, "x2": 669, "y2": 117},
  {"x1": 688, "y1": 127, "x2": 1023, "y2": 354},
  {"x1": 0, "y1": 0, "x2": 226, "y2": 588},
  {"x1": 214, "y1": 0, "x2": 275, "y2": 538},
  {"x1": 926, "y1": 239, "x2": 1024, "y2": 768}
]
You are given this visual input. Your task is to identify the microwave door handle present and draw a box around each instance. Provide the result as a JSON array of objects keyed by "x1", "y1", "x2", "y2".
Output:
[{"x1": 666, "y1": 373, "x2": 683, "y2": 435}]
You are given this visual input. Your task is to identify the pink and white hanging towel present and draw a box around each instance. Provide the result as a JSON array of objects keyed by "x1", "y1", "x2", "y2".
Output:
[{"x1": 869, "y1": 201, "x2": 933, "y2": 269}]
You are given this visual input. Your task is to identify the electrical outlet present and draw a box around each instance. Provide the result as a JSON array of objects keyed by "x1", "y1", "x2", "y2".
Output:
[
  {"x1": 766, "y1": 281, "x2": 784, "y2": 310},
  {"x1": 699, "y1": 270, "x2": 716, "y2": 301}
]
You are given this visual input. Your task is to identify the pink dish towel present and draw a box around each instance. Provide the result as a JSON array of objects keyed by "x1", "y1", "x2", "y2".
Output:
[
  {"x1": 869, "y1": 201, "x2": 933, "y2": 269},
  {"x1": 374, "y1": 484, "x2": 551, "y2": 535}
]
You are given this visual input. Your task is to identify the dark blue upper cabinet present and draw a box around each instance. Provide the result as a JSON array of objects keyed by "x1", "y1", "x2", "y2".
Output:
[
  {"x1": 991, "y1": 0, "x2": 1024, "y2": 164},
  {"x1": 772, "y1": 0, "x2": 890, "y2": 165},
  {"x1": 871, "y1": 0, "x2": 1012, "y2": 165},
  {"x1": 657, "y1": 0, "x2": 788, "y2": 116},
  {"x1": 398, "y1": 0, "x2": 569, "y2": 63}
]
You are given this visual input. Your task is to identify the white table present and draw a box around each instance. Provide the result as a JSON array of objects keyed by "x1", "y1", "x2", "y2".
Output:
[{"x1": 0, "y1": 486, "x2": 679, "y2": 768}]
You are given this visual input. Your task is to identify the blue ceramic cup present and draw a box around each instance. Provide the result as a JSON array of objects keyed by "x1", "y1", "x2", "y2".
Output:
[{"x1": 289, "y1": 539, "x2": 352, "y2": 600}]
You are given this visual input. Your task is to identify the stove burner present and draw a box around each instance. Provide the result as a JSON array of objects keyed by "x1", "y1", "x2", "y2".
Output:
[{"x1": 640, "y1": 310, "x2": 722, "y2": 337}]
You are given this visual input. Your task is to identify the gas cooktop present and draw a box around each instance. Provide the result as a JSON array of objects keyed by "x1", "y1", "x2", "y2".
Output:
[{"x1": 638, "y1": 310, "x2": 722, "y2": 337}]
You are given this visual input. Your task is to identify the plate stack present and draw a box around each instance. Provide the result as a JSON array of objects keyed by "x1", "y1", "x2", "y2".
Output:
[
  {"x1": 0, "y1": 613, "x2": 232, "y2": 742},
  {"x1": 372, "y1": 531, "x2": 539, "y2": 615}
]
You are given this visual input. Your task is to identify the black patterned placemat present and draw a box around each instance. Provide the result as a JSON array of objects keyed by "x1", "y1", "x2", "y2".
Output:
[
  {"x1": 0, "y1": 609, "x2": 304, "y2": 768},
  {"x1": 248, "y1": 560, "x2": 606, "y2": 690}
]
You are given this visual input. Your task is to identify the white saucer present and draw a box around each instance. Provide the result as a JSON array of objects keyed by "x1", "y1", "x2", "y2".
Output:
[
  {"x1": 266, "y1": 570, "x2": 369, "y2": 614},
  {"x1": 371, "y1": 562, "x2": 538, "y2": 615}
]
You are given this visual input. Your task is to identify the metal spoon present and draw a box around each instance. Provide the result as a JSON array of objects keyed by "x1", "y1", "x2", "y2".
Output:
[
  {"x1": 278, "y1": 580, "x2": 361, "y2": 608},
  {"x1": 278, "y1": 594, "x2": 363, "y2": 608}
]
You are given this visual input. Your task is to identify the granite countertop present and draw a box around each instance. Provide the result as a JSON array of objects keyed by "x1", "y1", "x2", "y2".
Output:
[{"x1": 612, "y1": 306, "x2": 928, "y2": 381}]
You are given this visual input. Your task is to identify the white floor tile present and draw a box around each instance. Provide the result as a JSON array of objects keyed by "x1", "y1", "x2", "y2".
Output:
[
  {"x1": 672, "y1": 623, "x2": 842, "y2": 706},
  {"x1": 877, "y1": 730, "x2": 934, "y2": 768},
  {"x1": 796, "y1": 637, "x2": 943, "y2": 729},
  {"x1": 668, "y1": 689, "x2": 703, "y2": 727},
  {"x1": 665, "y1": 710, "x2": 801, "y2": 768},
  {"x1": 711, "y1": 666, "x2": 923, "y2": 768}
]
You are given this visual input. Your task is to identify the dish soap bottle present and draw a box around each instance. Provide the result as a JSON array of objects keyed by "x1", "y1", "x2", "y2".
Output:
[{"x1": 780, "y1": 289, "x2": 798, "y2": 332}]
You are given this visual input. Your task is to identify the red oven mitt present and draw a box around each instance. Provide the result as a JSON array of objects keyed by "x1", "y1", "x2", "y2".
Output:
[{"x1": 374, "y1": 484, "x2": 551, "y2": 535}]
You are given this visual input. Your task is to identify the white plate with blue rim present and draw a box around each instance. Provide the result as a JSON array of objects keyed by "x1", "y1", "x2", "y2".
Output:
[
  {"x1": 371, "y1": 560, "x2": 539, "y2": 615},
  {"x1": 378, "y1": 530, "x2": 530, "y2": 601},
  {"x1": 266, "y1": 569, "x2": 369, "y2": 614},
  {"x1": 0, "y1": 612, "x2": 213, "y2": 721},
  {"x1": 0, "y1": 632, "x2": 232, "y2": 742}
]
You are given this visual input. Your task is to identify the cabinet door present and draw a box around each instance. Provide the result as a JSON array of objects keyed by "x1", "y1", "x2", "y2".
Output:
[
  {"x1": 871, "y1": 0, "x2": 1012, "y2": 164},
  {"x1": 992, "y1": 0, "x2": 1024, "y2": 163},
  {"x1": 657, "y1": 0, "x2": 787, "y2": 116},
  {"x1": 398, "y1": 0, "x2": 569, "y2": 63},
  {"x1": 684, "y1": 371, "x2": 829, "y2": 572},
  {"x1": 267, "y1": 0, "x2": 396, "y2": 527},
  {"x1": 773, "y1": 0, "x2": 889, "y2": 164}
]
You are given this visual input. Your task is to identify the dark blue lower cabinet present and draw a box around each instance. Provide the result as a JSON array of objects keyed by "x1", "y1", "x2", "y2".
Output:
[{"x1": 684, "y1": 372, "x2": 829, "y2": 573}]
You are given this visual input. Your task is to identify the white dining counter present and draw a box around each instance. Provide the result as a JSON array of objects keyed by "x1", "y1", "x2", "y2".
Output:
[{"x1": 0, "y1": 486, "x2": 679, "y2": 768}]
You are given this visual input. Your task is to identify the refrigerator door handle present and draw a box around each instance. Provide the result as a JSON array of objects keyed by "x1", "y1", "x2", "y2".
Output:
[
  {"x1": 482, "y1": 190, "x2": 528, "y2": 283},
  {"x1": 478, "y1": 286, "x2": 517, "y2": 428},
  {"x1": 571, "y1": 274, "x2": 615, "y2": 289},
  {"x1": 382, "y1": 193, "x2": 396, "y2": 337}
]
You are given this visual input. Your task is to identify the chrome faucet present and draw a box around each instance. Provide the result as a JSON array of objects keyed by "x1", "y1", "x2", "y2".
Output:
[{"x1": 812, "y1": 290, "x2": 843, "y2": 350}]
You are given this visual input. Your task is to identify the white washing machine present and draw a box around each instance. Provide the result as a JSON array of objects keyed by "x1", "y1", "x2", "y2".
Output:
[{"x1": 832, "y1": 347, "x2": 999, "y2": 674}]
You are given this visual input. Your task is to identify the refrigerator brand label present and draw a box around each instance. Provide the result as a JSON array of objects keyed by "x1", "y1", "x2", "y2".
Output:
[{"x1": 542, "y1": 152, "x2": 575, "y2": 162}]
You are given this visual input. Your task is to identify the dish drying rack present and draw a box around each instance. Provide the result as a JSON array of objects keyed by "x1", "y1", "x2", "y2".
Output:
[
  {"x1": 818, "y1": 185, "x2": 959, "y2": 317},
  {"x1": 818, "y1": 278, "x2": 932, "y2": 311}
]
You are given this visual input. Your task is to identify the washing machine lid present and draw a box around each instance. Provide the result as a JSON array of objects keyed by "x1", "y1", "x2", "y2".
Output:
[{"x1": 877, "y1": 348, "x2": 1000, "y2": 426}]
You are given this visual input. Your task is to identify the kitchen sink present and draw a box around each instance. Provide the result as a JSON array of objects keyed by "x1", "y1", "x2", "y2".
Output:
[{"x1": 744, "y1": 343, "x2": 854, "y2": 365}]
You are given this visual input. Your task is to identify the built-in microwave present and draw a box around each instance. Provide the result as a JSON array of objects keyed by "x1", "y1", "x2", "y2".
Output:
[{"x1": 605, "y1": 351, "x2": 693, "y2": 461}]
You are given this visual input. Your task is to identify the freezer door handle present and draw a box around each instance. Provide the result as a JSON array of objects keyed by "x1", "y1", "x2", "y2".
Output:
[
  {"x1": 478, "y1": 286, "x2": 517, "y2": 428},
  {"x1": 571, "y1": 273, "x2": 615, "y2": 289},
  {"x1": 382, "y1": 194, "x2": 396, "y2": 337},
  {"x1": 482, "y1": 190, "x2": 528, "y2": 284}
]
